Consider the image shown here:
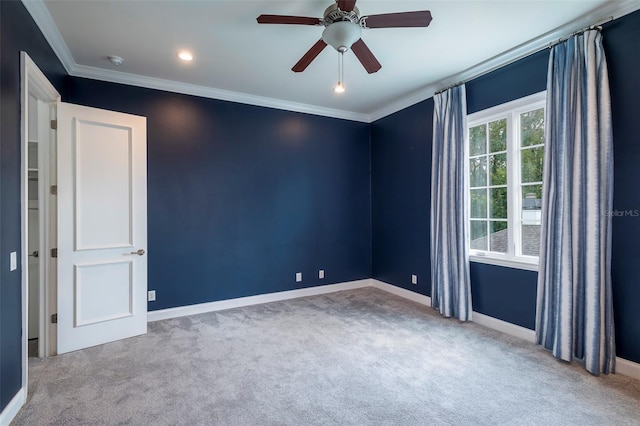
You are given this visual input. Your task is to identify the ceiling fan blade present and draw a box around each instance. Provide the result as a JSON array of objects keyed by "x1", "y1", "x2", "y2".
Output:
[
  {"x1": 361, "y1": 11, "x2": 433, "y2": 28},
  {"x1": 337, "y1": 0, "x2": 357, "y2": 12},
  {"x1": 292, "y1": 39, "x2": 328, "y2": 72},
  {"x1": 257, "y1": 15, "x2": 321, "y2": 25},
  {"x1": 351, "y1": 39, "x2": 381, "y2": 74}
]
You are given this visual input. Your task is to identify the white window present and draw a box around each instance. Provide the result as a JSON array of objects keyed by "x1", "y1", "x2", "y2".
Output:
[{"x1": 466, "y1": 91, "x2": 546, "y2": 271}]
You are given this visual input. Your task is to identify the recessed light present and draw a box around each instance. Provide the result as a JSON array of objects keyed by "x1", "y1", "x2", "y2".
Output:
[{"x1": 178, "y1": 51, "x2": 193, "y2": 62}]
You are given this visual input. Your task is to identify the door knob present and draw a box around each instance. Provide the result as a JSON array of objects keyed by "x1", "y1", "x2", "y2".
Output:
[
  {"x1": 130, "y1": 249, "x2": 145, "y2": 256},
  {"x1": 29, "y1": 250, "x2": 39, "y2": 258}
]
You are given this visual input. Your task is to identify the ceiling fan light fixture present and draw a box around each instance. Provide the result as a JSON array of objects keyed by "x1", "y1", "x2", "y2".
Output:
[
  {"x1": 334, "y1": 82, "x2": 345, "y2": 93},
  {"x1": 178, "y1": 51, "x2": 193, "y2": 61},
  {"x1": 322, "y1": 21, "x2": 362, "y2": 52}
]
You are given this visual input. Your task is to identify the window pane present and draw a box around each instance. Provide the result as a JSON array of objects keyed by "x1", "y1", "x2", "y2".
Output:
[
  {"x1": 521, "y1": 108, "x2": 545, "y2": 147},
  {"x1": 470, "y1": 189, "x2": 487, "y2": 218},
  {"x1": 522, "y1": 184, "x2": 542, "y2": 256},
  {"x1": 522, "y1": 186, "x2": 542, "y2": 225},
  {"x1": 490, "y1": 187, "x2": 507, "y2": 219},
  {"x1": 470, "y1": 220, "x2": 488, "y2": 250},
  {"x1": 522, "y1": 224, "x2": 541, "y2": 257},
  {"x1": 469, "y1": 125, "x2": 486, "y2": 156},
  {"x1": 521, "y1": 146, "x2": 544, "y2": 183},
  {"x1": 469, "y1": 157, "x2": 487, "y2": 187},
  {"x1": 489, "y1": 153, "x2": 507, "y2": 186},
  {"x1": 522, "y1": 184, "x2": 543, "y2": 202},
  {"x1": 490, "y1": 221, "x2": 508, "y2": 253},
  {"x1": 489, "y1": 119, "x2": 507, "y2": 153}
]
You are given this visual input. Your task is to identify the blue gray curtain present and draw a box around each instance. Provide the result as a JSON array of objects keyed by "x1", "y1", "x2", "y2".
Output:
[
  {"x1": 431, "y1": 84, "x2": 472, "y2": 321},
  {"x1": 536, "y1": 30, "x2": 615, "y2": 375}
]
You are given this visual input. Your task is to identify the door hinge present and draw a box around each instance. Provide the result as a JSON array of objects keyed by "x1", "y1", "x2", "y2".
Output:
[
  {"x1": 50, "y1": 185, "x2": 57, "y2": 195},
  {"x1": 51, "y1": 314, "x2": 58, "y2": 324},
  {"x1": 50, "y1": 119, "x2": 57, "y2": 130},
  {"x1": 51, "y1": 248, "x2": 58, "y2": 258}
]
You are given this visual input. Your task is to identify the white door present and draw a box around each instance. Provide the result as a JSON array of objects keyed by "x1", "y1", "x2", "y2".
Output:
[
  {"x1": 56, "y1": 102, "x2": 147, "y2": 354},
  {"x1": 27, "y1": 205, "x2": 40, "y2": 340}
]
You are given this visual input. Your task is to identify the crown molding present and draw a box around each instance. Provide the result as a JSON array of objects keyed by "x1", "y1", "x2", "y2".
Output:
[
  {"x1": 367, "y1": 0, "x2": 640, "y2": 122},
  {"x1": 21, "y1": 0, "x2": 75, "y2": 73},
  {"x1": 23, "y1": 0, "x2": 640, "y2": 124},
  {"x1": 70, "y1": 64, "x2": 370, "y2": 122},
  {"x1": 21, "y1": 0, "x2": 369, "y2": 122}
]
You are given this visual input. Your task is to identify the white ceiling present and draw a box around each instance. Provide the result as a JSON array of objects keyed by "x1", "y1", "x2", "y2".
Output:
[{"x1": 25, "y1": 0, "x2": 640, "y2": 122}]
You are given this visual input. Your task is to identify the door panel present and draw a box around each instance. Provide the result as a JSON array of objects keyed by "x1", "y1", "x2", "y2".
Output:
[
  {"x1": 57, "y1": 102, "x2": 147, "y2": 354},
  {"x1": 74, "y1": 261, "x2": 133, "y2": 326},
  {"x1": 75, "y1": 121, "x2": 133, "y2": 250}
]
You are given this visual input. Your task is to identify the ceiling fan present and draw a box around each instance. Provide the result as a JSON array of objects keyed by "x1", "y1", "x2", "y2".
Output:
[{"x1": 257, "y1": 0, "x2": 433, "y2": 77}]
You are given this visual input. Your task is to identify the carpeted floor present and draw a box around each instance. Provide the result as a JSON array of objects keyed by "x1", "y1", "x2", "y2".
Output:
[{"x1": 13, "y1": 287, "x2": 640, "y2": 425}]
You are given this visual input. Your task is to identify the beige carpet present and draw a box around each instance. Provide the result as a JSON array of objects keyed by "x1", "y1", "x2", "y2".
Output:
[{"x1": 13, "y1": 287, "x2": 640, "y2": 425}]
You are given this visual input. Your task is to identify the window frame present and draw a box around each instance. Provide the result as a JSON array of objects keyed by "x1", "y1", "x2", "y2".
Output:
[{"x1": 466, "y1": 91, "x2": 547, "y2": 271}]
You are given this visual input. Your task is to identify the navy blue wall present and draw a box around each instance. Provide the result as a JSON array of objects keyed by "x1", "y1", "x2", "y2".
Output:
[
  {"x1": 464, "y1": 50, "x2": 548, "y2": 330},
  {"x1": 371, "y1": 10, "x2": 640, "y2": 362},
  {"x1": 0, "y1": 0, "x2": 68, "y2": 411},
  {"x1": 65, "y1": 79, "x2": 372, "y2": 310},
  {"x1": 603, "y1": 11, "x2": 640, "y2": 364},
  {"x1": 3, "y1": 2, "x2": 640, "y2": 415},
  {"x1": 371, "y1": 100, "x2": 433, "y2": 294}
]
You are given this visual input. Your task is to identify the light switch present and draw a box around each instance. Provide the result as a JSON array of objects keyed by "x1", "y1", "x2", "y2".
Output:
[
  {"x1": 319, "y1": 269, "x2": 325, "y2": 279},
  {"x1": 411, "y1": 274, "x2": 418, "y2": 285},
  {"x1": 296, "y1": 272, "x2": 302, "y2": 282}
]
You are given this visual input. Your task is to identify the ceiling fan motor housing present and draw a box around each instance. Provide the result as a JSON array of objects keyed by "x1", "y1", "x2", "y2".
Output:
[{"x1": 322, "y1": 4, "x2": 360, "y2": 25}]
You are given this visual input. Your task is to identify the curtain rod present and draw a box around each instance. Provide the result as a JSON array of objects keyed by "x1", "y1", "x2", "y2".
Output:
[
  {"x1": 434, "y1": 16, "x2": 614, "y2": 96},
  {"x1": 548, "y1": 16, "x2": 613, "y2": 49}
]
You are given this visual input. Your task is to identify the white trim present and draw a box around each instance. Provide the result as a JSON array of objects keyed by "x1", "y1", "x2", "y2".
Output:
[
  {"x1": 0, "y1": 388, "x2": 26, "y2": 426},
  {"x1": 70, "y1": 64, "x2": 370, "y2": 123},
  {"x1": 20, "y1": 0, "x2": 74, "y2": 74},
  {"x1": 616, "y1": 357, "x2": 640, "y2": 381},
  {"x1": 30, "y1": 267, "x2": 640, "y2": 382},
  {"x1": 147, "y1": 279, "x2": 373, "y2": 322},
  {"x1": 20, "y1": 52, "x2": 61, "y2": 412},
  {"x1": 22, "y1": 0, "x2": 640, "y2": 123},
  {"x1": 470, "y1": 255, "x2": 539, "y2": 272},
  {"x1": 467, "y1": 91, "x2": 547, "y2": 123},
  {"x1": 368, "y1": 0, "x2": 640, "y2": 121},
  {"x1": 370, "y1": 279, "x2": 537, "y2": 343},
  {"x1": 370, "y1": 280, "x2": 640, "y2": 382},
  {"x1": 370, "y1": 279, "x2": 432, "y2": 307},
  {"x1": 467, "y1": 91, "x2": 546, "y2": 270},
  {"x1": 472, "y1": 311, "x2": 536, "y2": 343}
]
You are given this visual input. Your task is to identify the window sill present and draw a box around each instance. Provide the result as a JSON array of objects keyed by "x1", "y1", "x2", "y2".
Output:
[{"x1": 469, "y1": 254, "x2": 539, "y2": 272}]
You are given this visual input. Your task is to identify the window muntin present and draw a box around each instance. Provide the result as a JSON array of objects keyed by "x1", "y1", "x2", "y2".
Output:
[{"x1": 467, "y1": 92, "x2": 546, "y2": 267}]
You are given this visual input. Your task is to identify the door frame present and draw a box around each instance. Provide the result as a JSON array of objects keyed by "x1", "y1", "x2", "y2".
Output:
[{"x1": 20, "y1": 51, "x2": 60, "y2": 395}]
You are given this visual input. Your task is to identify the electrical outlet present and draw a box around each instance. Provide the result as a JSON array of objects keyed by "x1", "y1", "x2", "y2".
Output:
[
  {"x1": 411, "y1": 274, "x2": 418, "y2": 285},
  {"x1": 10, "y1": 252, "x2": 17, "y2": 271},
  {"x1": 319, "y1": 269, "x2": 325, "y2": 279},
  {"x1": 148, "y1": 290, "x2": 156, "y2": 302},
  {"x1": 296, "y1": 272, "x2": 302, "y2": 282}
]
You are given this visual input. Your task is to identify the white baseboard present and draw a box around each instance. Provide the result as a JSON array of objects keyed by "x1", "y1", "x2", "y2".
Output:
[
  {"x1": 0, "y1": 387, "x2": 25, "y2": 426},
  {"x1": 147, "y1": 279, "x2": 373, "y2": 322},
  {"x1": 616, "y1": 357, "x2": 640, "y2": 381},
  {"x1": 370, "y1": 279, "x2": 432, "y2": 307},
  {"x1": 147, "y1": 278, "x2": 640, "y2": 382},
  {"x1": 370, "y1": 279, "x2": 537, "y2": 343},
  {"x1": 471, "y1": 311, "x2": 536, "y2": 343}
]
